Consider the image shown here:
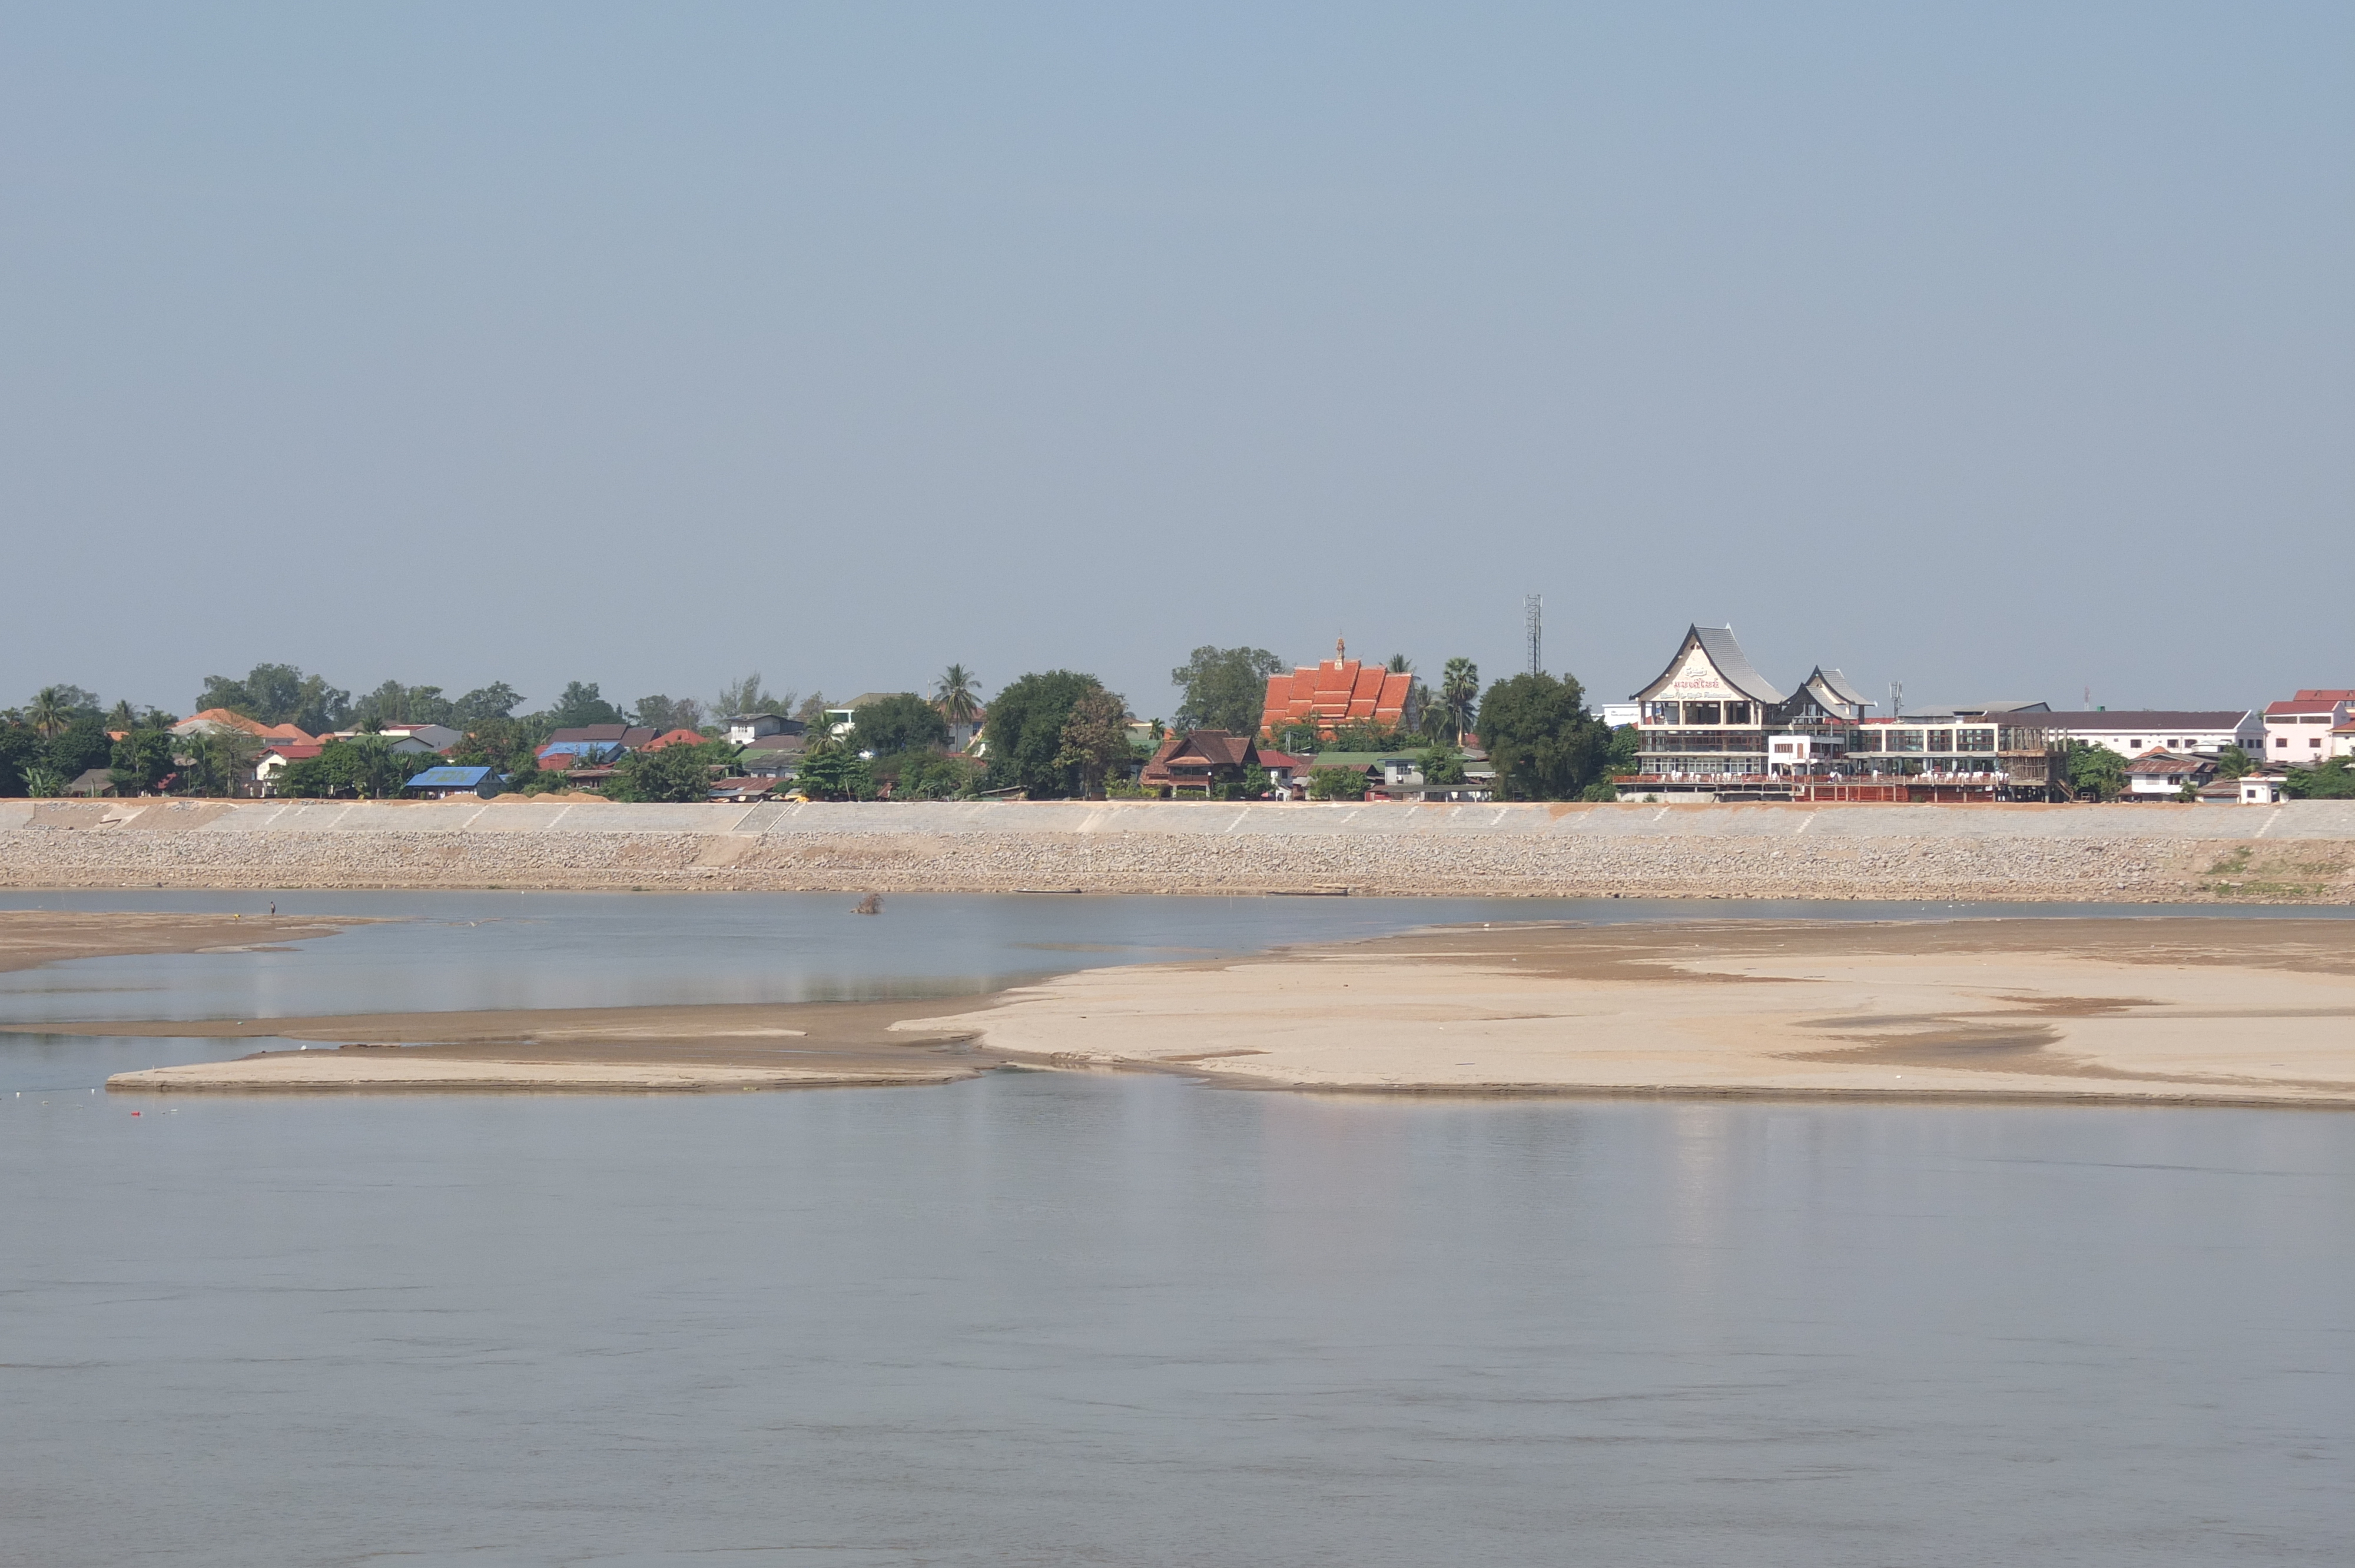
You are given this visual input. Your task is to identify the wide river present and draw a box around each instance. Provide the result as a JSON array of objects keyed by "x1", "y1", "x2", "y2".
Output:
[{"x1": 4, "y1": 892, "x2": 2351, "y2": 1566}]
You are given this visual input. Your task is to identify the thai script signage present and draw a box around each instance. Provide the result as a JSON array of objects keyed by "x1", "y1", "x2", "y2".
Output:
[{"x1": 1666, "y1": 649, "x2": 1735, "y2": 699}]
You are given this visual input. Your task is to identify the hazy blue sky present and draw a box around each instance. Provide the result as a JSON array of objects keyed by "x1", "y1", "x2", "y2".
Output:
[{"x1": 5, "y1": 3, "x2": 2348, "y2": 721}]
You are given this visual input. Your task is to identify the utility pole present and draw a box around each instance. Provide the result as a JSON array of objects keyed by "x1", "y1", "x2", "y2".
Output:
[
  {"x1": 1889, "y1": 680, "x2": 1903, "y2": 720},
  {"x1": 1524, "y1": 594, "x2": 1542, "y2": 676}
]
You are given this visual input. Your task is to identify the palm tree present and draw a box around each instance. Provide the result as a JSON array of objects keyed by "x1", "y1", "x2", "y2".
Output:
[
  {"x1": 107, "y1": 699, "x2": 135, "y2": 733},
  {"x1": 28, "y1": 686, "x2": 72, "y2": 740},
  {"x1": 933, "y1": 665, "x2": 982, "y2": 728},
  {"x1": 1439, "y1": 659, "x2": 1480, "y2": 745}
]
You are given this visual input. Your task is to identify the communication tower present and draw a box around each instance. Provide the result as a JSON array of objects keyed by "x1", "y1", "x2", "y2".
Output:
[{"x1": 1524, "y1": 594, "x2": 1542, "y2": 676}]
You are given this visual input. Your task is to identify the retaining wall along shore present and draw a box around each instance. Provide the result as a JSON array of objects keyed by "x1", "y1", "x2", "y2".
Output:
[{"x1": 6, "y1": 798, "x2": 2355, "y2": 901}]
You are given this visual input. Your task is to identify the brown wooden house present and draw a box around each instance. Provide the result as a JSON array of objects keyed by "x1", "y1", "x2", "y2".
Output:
[{"x1": 1141, "y1": 729, "x2": 1261, "y2": 797}]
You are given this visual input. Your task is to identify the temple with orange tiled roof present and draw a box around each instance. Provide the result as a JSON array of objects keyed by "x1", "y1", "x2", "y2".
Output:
[{"x1": 1259, "y1": 639, "x2": 1414, "y2": 740}]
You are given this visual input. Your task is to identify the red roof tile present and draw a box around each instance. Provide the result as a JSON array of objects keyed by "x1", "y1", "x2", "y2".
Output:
[{"x1": 1259, "y1": 656, "x2": 1412, "y2": 739}]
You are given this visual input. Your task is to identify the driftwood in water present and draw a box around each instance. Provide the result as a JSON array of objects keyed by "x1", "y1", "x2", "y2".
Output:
[{"x1": 851, "y1": 894, "x2": 883, "y2": 916}]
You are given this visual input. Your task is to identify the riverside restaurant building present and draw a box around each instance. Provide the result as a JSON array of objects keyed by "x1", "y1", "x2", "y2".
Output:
[{"x1": 1621, "y1": 625, "x2": 2063, "y2": 802}]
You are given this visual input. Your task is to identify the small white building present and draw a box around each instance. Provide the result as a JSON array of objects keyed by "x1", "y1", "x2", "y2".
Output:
[
  {"x1": 724, "y1": 712, "x2": 801, "y2": 746},
  {"x1": 1764, "y1": 733, "x2": 1842, "y2": 774},
  {"x1": 2240, "y1": 774, "x2": 2286, "y2": 805}
]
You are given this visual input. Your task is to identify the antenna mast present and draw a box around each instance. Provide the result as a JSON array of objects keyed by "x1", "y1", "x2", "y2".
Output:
[{"x1": 1524, "y1": 594, "x2": 1542, "y2": 676}]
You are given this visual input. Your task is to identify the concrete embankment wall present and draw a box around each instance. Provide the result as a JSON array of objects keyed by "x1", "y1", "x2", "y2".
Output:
[{"x1": 4, "y1": 797, "x2": 2354, "y2": 901}]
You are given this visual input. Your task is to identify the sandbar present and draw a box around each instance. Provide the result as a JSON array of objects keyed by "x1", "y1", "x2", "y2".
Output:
[
  {"x1": 78, "y1": 998, "x2": 996, "y2": 1092},
  {"x1": 0, "y1": 909, "x2": 363, "y2": 973},
  {"x1": 898, "y1": 917, "x2": 2355, "y2": 1107}
]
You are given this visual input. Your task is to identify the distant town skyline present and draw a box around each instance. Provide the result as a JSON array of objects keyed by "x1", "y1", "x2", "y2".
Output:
[{"x1": 5, "y1": 4, "x2": 2347, "y2": 719}]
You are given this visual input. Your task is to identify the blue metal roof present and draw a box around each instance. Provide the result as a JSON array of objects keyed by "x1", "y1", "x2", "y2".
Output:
[{"x1": 406, "y1": 766, "x2": 493, "y2": 788}]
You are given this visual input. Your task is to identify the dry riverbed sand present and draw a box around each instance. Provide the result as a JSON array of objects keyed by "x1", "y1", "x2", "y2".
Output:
[{"x1": 905, "y1": 917, "x2": 2355, "y2": 1106}]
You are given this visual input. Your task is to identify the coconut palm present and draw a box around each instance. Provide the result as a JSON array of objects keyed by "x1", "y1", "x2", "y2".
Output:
[
  {"x1": 933, "y1": 664, "x2": 982, "y2": 727},
  {"x1": 27, "y1": 686, "x2": 74, "y2": 740},
  {"x1": 1439, "y1": 658, "x2": 1480, "y2": 745}
]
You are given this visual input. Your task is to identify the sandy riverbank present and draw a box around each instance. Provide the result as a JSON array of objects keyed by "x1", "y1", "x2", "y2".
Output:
[{"x1": 903, "y1": 917, "x2": 2355, "y2": 1106}]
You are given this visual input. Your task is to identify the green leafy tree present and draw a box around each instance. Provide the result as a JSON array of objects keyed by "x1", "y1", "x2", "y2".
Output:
[
  {"x1": 631, "y1": 695, "x2": 704, "y2": 733},
  {"x1": 353, "y1": 681, "x2": 456, "y2": 729},
  {"x1": 450, "y1": 717, "x2": 546, "y2": 776},
  {"x1": 714, "y1": 672, "x2": 789, "y2": 719},
  {"x1": 933, "y1": 665, "x2": 983, "y2": 728},
  {"x1": 453, "y1": 682, "x2": 524, "y2": 725},
  {"x1": 2283, "y1": 758, "x2": 2355, "y2": 799},
  {"x1": 1579, "y1": 780, "x2": 1624, "y2": 802},
  {"x1": 2064, "y1": 741, "x2": 2129, "y2": 802},
  {"x1": 21, "y1": 765, "x2": 67, "y2": 798},
  {"x1": 0, "y1": 726, "x2": 42, "y2": 796},
  {"x1": 1171, "y1": 646, "x2": 1283, "y2": 736},
  {"x1": 849, "y1": 693, "x2": 951, "y2": 757},
  {"x1": 545, "y1": 682, "x2": 625, "y2": 729},
  {"x1": 343, "y1": 736, "x2": 414, "y2": 799},
  {"x1": 795, "y1": 741, "x2": 875, "y2": 801},
  {"x1": 1274, "y1": 719, "x2": 1322, "y2": 755},
  {"x1": 110, "y1": 730, "x2": 176, "y2": 795},
  {"x1": 1327, "y1": 717, "x2": 1407, "y2": 752},
  {"x1": 273, "y1": 754, "x2": 334, "y2": 798},
  {"x1": 1438, "y1": 658, "x2": 1479, "y2": 745},
  {"x1": 1307, "y1": 765, "x2": 1368, "y2": 800},
  {"x1": 985, "y1": 671, "x2": 1117, "y2": 798},
  {"x1": 1054, "y1": 687, "x2": 1133, "y2": 799},
  {"x1": 43, "y1": 715, "x2": 114, "y2": 778},
  {"x1": 2216, "y1": 745, "x2": 2255, "y2": 779},
  {"x1": 196, "y1": 664, "x2": 350, "y2": 732},
  {"x1": 173, "y1": 727, "x2": 264, "y2": 797},
  {"x1": 277, "y1": 735, "x2": 412, "y2": 799},
  {"x1": 1418, "y1": 746, "x2": 1465, "y2": 786},
  {"x1": 1606, "y1": 725, "x2": 1642, "y2": 776},
  {"x1": 1477, "y1": 672, "x2": 1610, "y2": 801},
  {"x1": 876, "y1": 752, "x2": 983, "y2": 800},
  {"x1": 606, "y1": 741, "x2": 719, "y2": 803}
]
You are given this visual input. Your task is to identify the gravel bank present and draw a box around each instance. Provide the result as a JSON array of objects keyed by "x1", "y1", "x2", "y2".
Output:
[{"x1": 5, "y1": 798, "x2": 2353, "y2": 902}]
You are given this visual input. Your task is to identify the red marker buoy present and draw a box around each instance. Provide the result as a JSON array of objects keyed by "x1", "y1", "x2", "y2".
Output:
[{"x1": 131, "y1": 1111, "x2": 141, "y2": 1117}]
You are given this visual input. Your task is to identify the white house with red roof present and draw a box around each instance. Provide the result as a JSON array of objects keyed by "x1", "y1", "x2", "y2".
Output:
[{"x1": 2263, "y1": 690, "x2": 2354, "y2": 765}]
